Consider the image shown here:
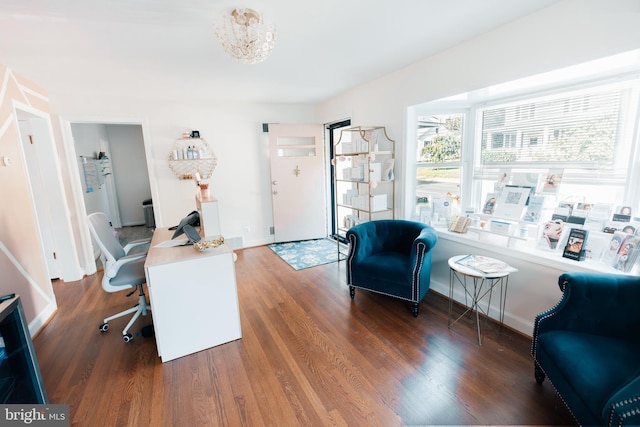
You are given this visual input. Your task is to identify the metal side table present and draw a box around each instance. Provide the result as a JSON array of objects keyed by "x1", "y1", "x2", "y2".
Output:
[{"x1": 448, "y1": 255, "x2": 517, "y2": 345}]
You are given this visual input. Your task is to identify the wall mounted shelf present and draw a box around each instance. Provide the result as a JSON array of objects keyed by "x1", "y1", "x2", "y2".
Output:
[{"x1": 167, "y1": 138, "x2": 217, "y2": 180}]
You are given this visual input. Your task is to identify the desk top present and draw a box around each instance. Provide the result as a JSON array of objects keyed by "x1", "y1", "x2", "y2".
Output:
[
  {"x1": 145, "y1": 227, "x2": 232, "y2": 268},
  {"x1": 448, "y1": 254, "x2": 517, "y2": 278}
]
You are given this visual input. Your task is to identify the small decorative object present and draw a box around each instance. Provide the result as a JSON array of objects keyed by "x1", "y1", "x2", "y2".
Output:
[
  {"x1": 448, "y1": 215, "x2": 472, "y2": 233},
  {"x1": 194, "y1": 236, "x2": 225, "y2": 252},
  {"x1": 199, "y1": 181, "x2": 210, "y2": 199},
  {"x1": 190, "y1": 130, "x2": 200, "y2": 138}
]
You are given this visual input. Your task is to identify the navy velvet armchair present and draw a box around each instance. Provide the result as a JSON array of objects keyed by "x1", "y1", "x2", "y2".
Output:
[
  {"x1": 346, "y1": 219, "x2": 438, "y2": 317},
  {"x1": 532, "y1": 272, "x2": 640, "y2": 426}
]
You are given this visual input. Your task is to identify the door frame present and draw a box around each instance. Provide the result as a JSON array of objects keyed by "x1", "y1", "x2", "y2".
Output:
[
  {"x1": 59, "y1": 116, "x2": 159, "y2": 276},
  {"x1": 325, "y1": 119, "x2": 351, "y2": 241}
]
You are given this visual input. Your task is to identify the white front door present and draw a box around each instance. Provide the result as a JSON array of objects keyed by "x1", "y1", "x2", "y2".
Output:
[{"x1": 268, "y1": 124, "x2": 326, "y2": 243}]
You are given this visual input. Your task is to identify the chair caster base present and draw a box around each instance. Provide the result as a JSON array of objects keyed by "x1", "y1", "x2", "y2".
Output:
[
  {"x1": 123, "y1": 333, "x2": 133, "y2": 343},
  {"x1": 412, "y1": 303, "x2": 419, "y2": 318},
  {"x1": 99, "y1": 323, "x2": 109, "y2": 332}
]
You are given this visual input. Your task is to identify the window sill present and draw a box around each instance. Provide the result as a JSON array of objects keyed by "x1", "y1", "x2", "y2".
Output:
[{"x1": 434, "y1": 226, "x2": 633, "y2": 275}]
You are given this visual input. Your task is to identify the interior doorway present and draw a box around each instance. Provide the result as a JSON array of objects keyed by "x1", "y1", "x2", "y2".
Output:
[
  {"x1": 60, "y1": 118, "x2": 157, "y2": 276},
  {"x1": 70, "y1": 123, "x2": 152, "y2": 229}
]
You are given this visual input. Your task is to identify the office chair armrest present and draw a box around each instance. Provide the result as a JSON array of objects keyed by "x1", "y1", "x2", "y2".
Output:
[
  {"x1": 105, "y1": 252, "x2": 147, "y2": 278},
  {"x1": 123, "y1": 238, "x2": 151, "y2": 254}
]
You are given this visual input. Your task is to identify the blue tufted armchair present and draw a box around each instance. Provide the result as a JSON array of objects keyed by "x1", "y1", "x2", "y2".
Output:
[
  {"x1": 532, "y1": 272, "x2": 640, "y2": 426},
  {"x1": 346, "y1": 219, "x2": 438, "y2": 317}
]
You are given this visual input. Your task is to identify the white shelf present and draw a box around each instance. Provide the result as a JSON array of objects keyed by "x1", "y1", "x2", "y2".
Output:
[{"x1": 167, "y1": 138, "x2": 217, "y2": 180}]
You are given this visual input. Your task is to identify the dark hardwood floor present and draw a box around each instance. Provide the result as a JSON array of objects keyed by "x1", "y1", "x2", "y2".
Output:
[{"x1": 34, "y1": 245, "x2": 575, "y2": 426}]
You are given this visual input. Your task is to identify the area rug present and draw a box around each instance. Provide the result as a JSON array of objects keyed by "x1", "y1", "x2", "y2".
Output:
[{"x1": 268, "y1": 239, "x2": 340, "y2": 270}]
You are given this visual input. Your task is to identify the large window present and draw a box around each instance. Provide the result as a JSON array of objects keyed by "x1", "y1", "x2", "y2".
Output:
[{"x1": 412, "y1": 74, "x2": 640, "y2": 222}]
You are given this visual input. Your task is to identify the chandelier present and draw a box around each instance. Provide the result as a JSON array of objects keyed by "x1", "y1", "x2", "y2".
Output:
[{"x1": 215, "y1": 8, "x2": 276, "y2": 65}]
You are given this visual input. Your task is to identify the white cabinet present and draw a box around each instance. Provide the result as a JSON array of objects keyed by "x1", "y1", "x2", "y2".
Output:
[
  {"x1": 333, "y1": 126, "x2": 395, "y2": 246},
  {"x1": 196, "y1": 192, "x2": 221, "y2": 237},
  {"x1": 145, "y1": 228, "x2": 241, "y2": 363}
]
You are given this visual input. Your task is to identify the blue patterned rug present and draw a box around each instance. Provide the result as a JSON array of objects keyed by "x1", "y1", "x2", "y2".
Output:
[{"x1": 268, "y1": 239, "x2": 340, "y2": 270}]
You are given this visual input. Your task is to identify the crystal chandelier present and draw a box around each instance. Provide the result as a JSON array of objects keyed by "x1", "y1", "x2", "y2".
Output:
[{"x1": 215, "y1": 8, "x2": 276, "y2": 65}]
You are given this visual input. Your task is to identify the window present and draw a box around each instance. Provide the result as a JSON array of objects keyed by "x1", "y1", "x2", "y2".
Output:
[
  {"x1": 414, "y1": 113, "x2": 465, "y2": 216},
  {"x1": 479, "y1": 84, "x2": 624, "y2": 165},
  {"x1": 474, "y1": 80, "x2": 638, "y2": 213},
  {"x1": 410, "y1": 69, "x2": 640, "y2": 223}
]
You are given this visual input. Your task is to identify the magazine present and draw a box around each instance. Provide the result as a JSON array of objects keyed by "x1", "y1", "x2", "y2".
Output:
[
  {"x1": 562, "y1": 228, "x2": 588, "y2": 261},
  {"x1": 538, "y1": 220, "x2": 566, "y2": 251},
  {"x1": 542, "y1": 168, "x2": 563, "y2": 193},
  {"x1": 482, "y1": 193, "x2": 497, "y2": 215},
  {"x1": 611, "y1": 235, "x2": 640, "y2": 273},
  {"x1": 523, "y1": 195, "x2": 545, "y2": 223},
  {"x1": 455, "y1": 255, "x2": 513, "y2": 274},
  {"x1": 600, "y1": 231, "x2": 628, "y2": 265}
]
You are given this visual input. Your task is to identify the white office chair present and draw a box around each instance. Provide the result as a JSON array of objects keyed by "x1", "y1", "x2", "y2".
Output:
[{"x1": 87, "y1": 212, "x2": 151, "y2": 342}]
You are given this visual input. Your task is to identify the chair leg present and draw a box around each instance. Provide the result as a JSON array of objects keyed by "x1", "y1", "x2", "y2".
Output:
[
  {"x1": 101, "y1": 284, "x2": 151, "y2": 342},
  {"x1": 349, "y1": 286, "x2": 355, "y2": 299},
  {"x1": 534, "y1": 362, "x2": 546, "y2": 384},
  {"x1": 412, "y1": 303, "x2": 419, "y2": 317}
]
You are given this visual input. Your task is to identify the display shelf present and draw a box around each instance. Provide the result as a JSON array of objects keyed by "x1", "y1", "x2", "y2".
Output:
[
  {"x1": 167, "y1": 138, "x2": 217, "y2": 180},
  {"x1": 333, "y1": 126, "x2": 395, "y2": 258}
]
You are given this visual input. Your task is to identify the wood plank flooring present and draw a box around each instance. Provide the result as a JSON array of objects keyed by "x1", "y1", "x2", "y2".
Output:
[{"x1": 33, "y1": 245, "x2": 575, "y2": 426}]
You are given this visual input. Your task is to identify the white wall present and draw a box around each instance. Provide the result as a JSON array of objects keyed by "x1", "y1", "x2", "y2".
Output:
[
  {"x1": 53, "y1": 95, "x2": 316, "y2": 273},
  {"x1": 316, "y1": 0, "x2": 640, "y2": 336},
  {"x1": 104, "y1": 124, "x2": 150, "y2": 226},
  {"x1": 71, "y1": 124, "x2": 111, "y2": 216}
]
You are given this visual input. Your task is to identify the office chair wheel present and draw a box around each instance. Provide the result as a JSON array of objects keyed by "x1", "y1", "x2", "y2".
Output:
[
  {"x1": 99, "y1": 323, "x2": 109, "y2": 332},
  {"x1": 123, "y1": 333, "x2": 133, "y2": 343}
]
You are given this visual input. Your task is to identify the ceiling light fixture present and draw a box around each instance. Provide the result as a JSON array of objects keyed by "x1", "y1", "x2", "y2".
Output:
[{"x1": 215, "y1": 8, "x2": 276, "y2": 65}]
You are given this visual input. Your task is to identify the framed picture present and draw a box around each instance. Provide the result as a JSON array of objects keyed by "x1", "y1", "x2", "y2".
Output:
[{"x1": 494, "y1": 186, "x2": 531, "y2": 219}]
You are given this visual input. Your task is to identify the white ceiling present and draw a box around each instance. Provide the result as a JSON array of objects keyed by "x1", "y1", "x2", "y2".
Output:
[{"x1": 0, "y1": 0, "x2": 561, "y2": 104}]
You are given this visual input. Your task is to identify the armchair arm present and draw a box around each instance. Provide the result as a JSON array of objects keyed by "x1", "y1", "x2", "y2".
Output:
[
  {"x1": 410, "y1": 226, "x2": 438, "y2": 266},
  {"x1": 604, "y1": 376, "x2": 640, "y2": 426},
  {"x1": 106, "y1": 252, "x2": 147, "y2": 279},
  {"x1": 534, "y1": 272, "x2": 640, "y2": 340},
  {"x1": 123, "y1": 238, "x2": 151, "y2": 254}
]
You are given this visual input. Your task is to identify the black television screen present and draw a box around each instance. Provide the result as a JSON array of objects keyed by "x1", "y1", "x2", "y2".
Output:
[
  {"x1": 0, "y1": 295, "x2": 47, "y2": 404},
  {"x1": 171, "y1": 211, "x2": 200, "y2": 239}
]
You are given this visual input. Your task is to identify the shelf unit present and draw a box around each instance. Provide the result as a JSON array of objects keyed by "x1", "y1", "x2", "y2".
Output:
[
  {"x1": 167, "y1": 138, "x2": 218, "y2": 180},
  {"x1": 333, "y1": 126, "x2": 395, "y2": 257}
]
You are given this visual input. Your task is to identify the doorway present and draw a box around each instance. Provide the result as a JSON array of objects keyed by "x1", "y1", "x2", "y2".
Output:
[
  {"x1": 70, "y1": 123, "x2": 152, "y2": 229},
  {"x1": 326, "y1": 119, "x2": 351, "y2": 242},
  {"x1": 61, "y1": 118, "x2": 157, "y2": 275}
]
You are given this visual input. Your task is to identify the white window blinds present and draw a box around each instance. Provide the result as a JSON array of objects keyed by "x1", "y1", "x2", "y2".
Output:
[{"x1": 478, "y1": 82, "x2": 631, "y2": 167}]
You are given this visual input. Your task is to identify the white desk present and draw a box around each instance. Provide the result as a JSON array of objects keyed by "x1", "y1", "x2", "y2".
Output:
[
  {"x1": 144, "y1": 227, "x2": 241, "y2": 362},
  {"x1": 448, "y1": 255, "x2": 517, "y2": 345}
]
